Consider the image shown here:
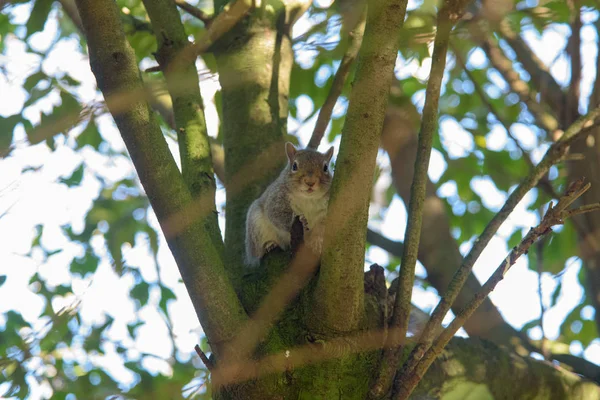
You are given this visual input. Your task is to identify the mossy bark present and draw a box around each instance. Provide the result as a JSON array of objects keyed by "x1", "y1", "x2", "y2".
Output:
[
  {"x1": 315, "y1": 0, "x2": 408, "y2": 334},
  {"x1": 75, "y1": 0, "x2": 247, "y2": 355},
  {"x1": 214, "y1": 0, "x2": 305, "y2": 284}
]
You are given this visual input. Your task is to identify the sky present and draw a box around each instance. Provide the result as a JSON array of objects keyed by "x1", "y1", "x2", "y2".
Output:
[{"x1": 0, "y1": 0, "x2": 599, "y2": 398}]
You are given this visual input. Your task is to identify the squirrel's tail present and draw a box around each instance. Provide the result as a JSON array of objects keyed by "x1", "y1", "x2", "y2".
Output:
[{"x1": 245, "y1": 202, "x2": 261, "y2": 267}]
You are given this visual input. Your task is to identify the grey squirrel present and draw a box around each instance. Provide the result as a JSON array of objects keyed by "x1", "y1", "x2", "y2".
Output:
[{"x1": 245, "y1": 142, "x2": 334, "y2": 265}]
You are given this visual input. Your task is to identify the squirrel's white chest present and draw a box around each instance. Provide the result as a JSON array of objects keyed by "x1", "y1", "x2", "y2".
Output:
[{"x1": 289, "y1": 194, "x2": 328, "y2": 229}]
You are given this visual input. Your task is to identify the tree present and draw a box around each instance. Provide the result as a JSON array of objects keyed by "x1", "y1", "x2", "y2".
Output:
[{"x1": 1, "y1": 0, "x2": 600, "y2": 398}]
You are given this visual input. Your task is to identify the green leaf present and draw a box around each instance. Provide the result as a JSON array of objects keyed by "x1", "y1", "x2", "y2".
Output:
[
  {"x1": 521, "y1": 318, "x2": 540, "y2": 332},
  {"x1": 70, "y1": 252, "x2": 99, "y2": 277},
  {"x1": 26, "y1": 0, "x2": 54, "y2": 37},
  {"x1": 23, "y1": 70, "x2": 47, "y2": 91},
  {"x1": 550, "y1": 281, "x2": 562, "y2": 307},
  {"x1": 131, "y1": 281, "x2": 150, "y2": 307},
  {"x1": 32, "y1": 224, "x2": 43, "y2": 247},
  {"x1": 60, "y1": 163, "x2": 84, "y2": 187},
  {"x1": 0, "y1": 275, "x2": 6, "y2": 287},
  {"x1": 159, "y1": 285, "x2": 176, "y2": 314},
  {"x1": 76, "y1": 119, "x2": 103, "y2": 150},
  {"x1": 507, "y1": 228, "x2": 523, "y2": 249},
  {"x1": 127, "y1": 321, "x2": 144, "y2": 338},
  {"x1": 24, "y1": 85, "x2": 54, "y2": 107},
  {"x1": 5, "y1": 310, "x2": 31, "y2": 329},
  {"x1": 0, "y1": 114, "x2": 20, "y2": 156},
  {"x1": 540, "y1": 224, "x2": 577, "y2": 274},
  {"x1": 27, "y1": 90, "x2": 82, "y2": 144}
]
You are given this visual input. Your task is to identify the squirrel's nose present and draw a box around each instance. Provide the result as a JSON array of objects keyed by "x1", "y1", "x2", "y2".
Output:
[{"x1": 305, "y1": 180, "x2": 315, "y2": 187}]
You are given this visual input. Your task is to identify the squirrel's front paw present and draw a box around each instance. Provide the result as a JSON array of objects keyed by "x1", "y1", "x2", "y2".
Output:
[
  {"x1": 300, "y1": 215, "x2": 309, "y2": 231},
  {"x1": 264, "y1": 241, "x2": 279, "y2": 253}
]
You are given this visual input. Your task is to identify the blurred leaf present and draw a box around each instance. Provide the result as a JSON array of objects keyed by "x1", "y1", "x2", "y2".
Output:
[
  {"x1": 159, "y1": 285, "x2": 176, "y2": 314},
  {"x1": 539, "y1": 224, "x2": 577, "y2": 274},
  {"x1": 127, "y1": 321, "x2": 144, "y2": 338},
  {"x1": 76, "y1": 119, "x2": 103, "y2": 150},
  {"x1": 70, "y1": 252, "x2": 100, "y2": 277},
  {"x1": 23, "y1": 70, "x2": 47, "y2": 91},
  {"x1": 60, "y1": 163, "x2": 85, "y2": 187},
  {"x1": 27, "y1": 90, "x2": 82, "y2": 144},
  {"x1": 0, "y1": 275, "x2": 6, "y2": 287},
  {"x1": 550, "y1": 281, "x2": 562, "y2": 307},
  {"x1": 26, "y1": 0, "x2": 53, "y2": 36},
  {"x1": 0, "y1": 114, "x2": 20, "y2": 156},
  {"x1": 507, "y1": 228, "x2": 523, "y2": 249},
  {"x1": 131, "y1": 281, "x2": 150, "y2": 307}
]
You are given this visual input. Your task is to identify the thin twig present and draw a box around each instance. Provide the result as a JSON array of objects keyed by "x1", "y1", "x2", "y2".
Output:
[
  {"x1": 451, "y1": 42, "x2": 559, "y2": 199},
  {"x1": 497, "y1": 19, "x2": 565, "y2": 115},
  {"x1": 368, "y1": 2, "x2": 470, "y2": 398},
  {"x1": 366, "y1": 228, "x2": 403, "y2": 258},
  {"x1": 190, "y1": 0, "x2": 252, "y2": 55},
  {"x1": 476, "y1": 26, "x2": 560, "y2": 134},
  {"x1": 394, "y1": 179, "x2": 599, "y2": 399},
  {"x1": 307, "y1": 9, "x2": 366, "y2": 149},
  {"x1": 563, "y1": 202, "x2": 600, "y2": 219},
  {"x1": 174, "y1": 0, "x2": 212, "y2": 24},
  {"x1": 399, "y1": 105, "x2": 600, "y2": 382},
  {"x1": 565, "y1": 1, "x2": 582, "y2": 125},
  {"x1": 536, "y1": 207, "x2": 548, "y2": 359},
  {"x1": 195, "y1": 344, "x2": 215, "y2": 371}
]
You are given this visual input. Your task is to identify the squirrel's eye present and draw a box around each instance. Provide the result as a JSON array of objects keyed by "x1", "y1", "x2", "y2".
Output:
[
  {"x1": 323, "y1": 164, "x2": 329, "y2": 172},
  {"x1": 292, "y1": 162, "x2": 298, "y2": 171}
]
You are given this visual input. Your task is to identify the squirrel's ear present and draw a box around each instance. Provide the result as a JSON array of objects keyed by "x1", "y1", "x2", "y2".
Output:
[
  {"x1": 324, "y1": 146, "x2": 334, "y2": 162},
  {"x1": 285, "y1": 142, "x2": 297, "y2": 161}
]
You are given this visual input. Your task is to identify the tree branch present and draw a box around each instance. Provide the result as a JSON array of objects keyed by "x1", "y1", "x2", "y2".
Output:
[
  {"x1": 367, "y1": 228, "x2": 403, "y2": 257},
  {"x1": 191, "y1": 0, "x2": 252, "y2": 55},
  {"x1": 74, "y1": 0, "x2": 246, "y2": 355},
  {"x1": 452, "y1": 42, "x2": 560, "y2": 199},
  {"x1": 307, "y1": 8, "x2": 366, "y2": 149},
  {"x1": 142, "y1": 0, "x2": 217, "y2": 197},
  {"x1": 395, "y1": 179, "x2": 599, "y2": 399},
  {"x1": 314, "y1": 0, "x2": 409, "y2": 333},
  {"x1": 211, "y1": 328, "x2": 600, "y2": 400},
  {"x1": 476, "y1": 29, "x2": 560, "y2": 134},
  {"x1": 142, "y1": 0, "x2": 226, "y2": 285},
  {"x1": 590, "y1": 23, "x2": 600, "y2": 108},
  {"x1": 174, "y1": 0, "x2": 212, "y2": 24},
  {"x1": 56, "y1": 0, "x2": 84, "y2": 32},
  {"x1": 565, "y1": 1, "x2": 582, "y2": 125},
  {"x1": 382, "y1": 95, "x2": 534, "y2": 343},
  {"x1": 496, "y1": 19, "x2": 566, "y2": 115},
  {"x1": 369, "y1": 3, "x2": 470, "y2": 398},
  {"x1": 399, "y1": 105, "x2": 600, "y2": 382}
]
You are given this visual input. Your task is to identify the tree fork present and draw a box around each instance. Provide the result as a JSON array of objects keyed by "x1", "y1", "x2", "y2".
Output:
[
  {"x1": 213, "y1": 0, "x2": 310, "y2": 283},
  {"x1": 74, "y1": 0, "x2": 247, "y2": 356}
]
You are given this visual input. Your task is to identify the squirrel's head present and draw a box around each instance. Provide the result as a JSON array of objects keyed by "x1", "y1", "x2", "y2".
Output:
[{"x1": 285, "y1": 142, "x2": 334, "y2": 197}]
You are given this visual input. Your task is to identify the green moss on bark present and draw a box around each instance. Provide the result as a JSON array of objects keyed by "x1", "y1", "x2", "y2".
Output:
[
  {"x1": 75, "y1": 0, "x2": 247, "y2": 354},
  {"x1": 412, "y1": 338, "x2": 600, "y2": 400},
  {"x1": 214, "y1": 0, "x2": 306, "y2": 284}
]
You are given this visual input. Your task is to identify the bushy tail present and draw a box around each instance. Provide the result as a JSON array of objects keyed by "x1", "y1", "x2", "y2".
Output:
[{"x1": 245, "y1": 202, "x2": 261, "y2": 267}]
